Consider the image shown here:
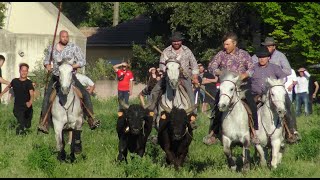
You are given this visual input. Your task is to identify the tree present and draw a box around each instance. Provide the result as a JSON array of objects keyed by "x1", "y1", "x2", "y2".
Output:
[
  {"x1": 53, "y1": 2, "x2": 146, "y2": 27},
  {"x1": 248, "y1": 2, "x2": 320, "y2": 69},
  {"x1": 0, "y1": 2, "x2": 6, "y2": 28}
]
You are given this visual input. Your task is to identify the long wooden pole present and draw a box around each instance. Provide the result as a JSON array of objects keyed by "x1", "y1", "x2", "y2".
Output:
[{"x1": 44, "y1": 2, "x2": 62, "y2": 92}]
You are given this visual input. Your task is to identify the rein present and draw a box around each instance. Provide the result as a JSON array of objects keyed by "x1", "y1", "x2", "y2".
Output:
[{"x1": 260, "y1": 84, "x2": 286, "y2": 143}]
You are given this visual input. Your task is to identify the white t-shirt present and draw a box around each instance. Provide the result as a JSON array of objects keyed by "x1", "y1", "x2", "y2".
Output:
[
  {"x1": 75, "y1": 73, "x2": 94, "y2": 87},
  {"x1": 295, "y1": 76, "x2": 309, "y2": 94},
  {"x1": 284, "y1": 69, "x2": 297, "y2": 94}
]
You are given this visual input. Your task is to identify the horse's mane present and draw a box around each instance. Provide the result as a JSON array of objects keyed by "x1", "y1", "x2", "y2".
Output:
[
  {"x1": 266, "y1": 78, "x2": 284, "y2": 87},
  {"x1": 219, "y1": 70, "x2": 239, "y2": 81}
]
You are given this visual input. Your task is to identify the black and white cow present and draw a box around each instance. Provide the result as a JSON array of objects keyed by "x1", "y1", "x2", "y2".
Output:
[{"x1": 116, "y1": 101, "x2": 153, "y2": 162}]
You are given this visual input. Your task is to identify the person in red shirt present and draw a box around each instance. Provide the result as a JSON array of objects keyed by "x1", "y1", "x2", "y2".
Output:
[{"x1": 113, "y1": 62, "x2": 134, "y2": 109}]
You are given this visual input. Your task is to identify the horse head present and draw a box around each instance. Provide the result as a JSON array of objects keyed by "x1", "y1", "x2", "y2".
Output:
[
  {"x1": 58, "y1": 60, "x2": 74, "y2": 95},
  {"x1": 120, "y1": 100, "x2": 150, "y2": 135},
  {"x1": 218, "y1": 71, "x2": 241, "y2": 112},
  {"x1": 166, "y1": 59, "x2": 181, "y2": 89},
  {"x1": 266, "y1": 77, "x2": 287, "y2": 118}
]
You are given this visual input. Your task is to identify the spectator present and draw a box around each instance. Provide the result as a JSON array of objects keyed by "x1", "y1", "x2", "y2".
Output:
[
  {"x1": 113, "y1": 62, "x2": 134, "y2": 109},
  {"x1": 198, "y1": 64, "x2": 206, "y2": 110},
  {"x1": 0, "y1": 55, "x2": 10, "y2": 103},
  {"x1": 307, "y1": 70, "x2": 319, "y2": 114},
  {"x1": 139, "y1": 67, "x2": 160, "y2": 106},
  {"x1": 295, "y1": 68, "x2": 311, "y2": 116},
  {"x1": 68, "y1": 68, "x2": 96, "y2": 144},
  {"x1": 284, "y1": 69, "x2": 298, "y2": 102},
  {"x1": 201, "y1": 70, "x2": 218, "y2": 114},
  {"x1": 0, "y1": 63, "x2": 34, "y2": 135}
]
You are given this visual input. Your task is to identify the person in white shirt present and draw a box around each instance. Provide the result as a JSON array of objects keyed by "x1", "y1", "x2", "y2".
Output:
[
  {"x1": 68, "y1": 68, "x2": 96, "y2": 144},
  {"x1": 75, "y1": 70, "x2": 96, "y2": 95},
  {"x1": 284, "y1": 69, "x2": 297, "y2": 102},
  {"x1": 295, "y1": 67, "x2": 311, "y2": 116}
]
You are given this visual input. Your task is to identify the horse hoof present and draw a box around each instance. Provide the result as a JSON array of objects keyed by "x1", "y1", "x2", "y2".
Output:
[
  {"x1": 70, "y1": 153, "x2": 76, "y2": 163},
  {"x1": 230, "y1": 165, "x2": 237, "y2": 171}
]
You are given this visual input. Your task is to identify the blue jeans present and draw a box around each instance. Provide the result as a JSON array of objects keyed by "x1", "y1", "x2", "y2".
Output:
[
  {"x1": 295, "y1": 92, "x2": 310, "y2": 116},
  {"x1": 118, "y1": 90, "x2": 129, "y2": 110}
]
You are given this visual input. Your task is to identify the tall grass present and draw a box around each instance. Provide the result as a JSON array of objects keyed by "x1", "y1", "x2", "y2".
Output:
[{"x1": 0, "y1": 98, "x2": 319, "y2": 177}]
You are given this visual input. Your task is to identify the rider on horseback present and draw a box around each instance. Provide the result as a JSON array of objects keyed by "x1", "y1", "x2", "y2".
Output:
[
  {"x1": 252, "y1": 46, "x2": 300, "y2": 144},
  {"x1": 203, "y1": 32, "x2": 259, "y2": 145},
  {"x1": 147, "y1": 31, "x2": 199, "y2": 128},
  {"x1": 38, "y1": 30, "x2": 100, "y2": 134}
]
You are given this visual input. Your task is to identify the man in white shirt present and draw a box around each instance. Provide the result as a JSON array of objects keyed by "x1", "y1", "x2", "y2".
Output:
[
  {"x1": 75, "y1": 70, "x2": 96, "y2": 95},
  {"x1": 295, "y1": 67, "x2": 311, "y2": 116},
  {"x1": 68, "y1": 68, "x2": 96, "y2": 144},
  {"x1": 284, "y1": 69, "x2": 297, "y2": 102}
]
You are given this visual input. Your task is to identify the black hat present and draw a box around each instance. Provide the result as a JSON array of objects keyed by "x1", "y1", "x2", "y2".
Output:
[
  {"x1": 256, "y1": 46, "x2": 271, "y2": 58},
  {"x1": 261, "y1": 37, "x2": 276, "y2": 46},
  {"x1": 170, "y1": 31, "x2": 185, "y2": 42}
]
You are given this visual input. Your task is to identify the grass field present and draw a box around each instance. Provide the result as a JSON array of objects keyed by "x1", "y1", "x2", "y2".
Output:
[{"x1": 0, "y1": 96, "x2": 319, "y2": 178}]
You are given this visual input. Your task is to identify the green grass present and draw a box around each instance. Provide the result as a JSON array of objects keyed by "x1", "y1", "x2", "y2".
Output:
[{"x1": 0, "y1": 97, "x2": 319, "y2": 177}]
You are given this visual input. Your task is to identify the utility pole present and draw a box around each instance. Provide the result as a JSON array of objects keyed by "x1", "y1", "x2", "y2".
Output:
[{"x1": 113, "y1": 2, "x2": 119, "y2": 26}]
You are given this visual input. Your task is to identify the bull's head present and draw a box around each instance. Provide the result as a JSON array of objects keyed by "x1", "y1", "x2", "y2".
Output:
[
  {"x1": 119, "y1": 100, "x2": 153, "y2": 135},
  {"x1": 160, "y1": 102, "x2": 197, "y2": 141}
]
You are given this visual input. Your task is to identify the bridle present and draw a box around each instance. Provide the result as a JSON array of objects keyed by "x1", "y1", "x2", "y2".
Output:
[{"x1": 219, "y1": 80, "x2": 240, "y2": 110}]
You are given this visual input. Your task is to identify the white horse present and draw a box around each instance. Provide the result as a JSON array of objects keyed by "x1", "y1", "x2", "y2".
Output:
[
  {"x1": 155, "y1": 59, "x2": 195, "y2": 129},
  {"x1": 51, "y1": 61, "x2": 84, "y2": 162},
  {"x1": 255, "y1": 78, "x2": 286, "y2": 169},
  {"x1": 218, "y1": 71, "x2": 250, "y2": 172}
]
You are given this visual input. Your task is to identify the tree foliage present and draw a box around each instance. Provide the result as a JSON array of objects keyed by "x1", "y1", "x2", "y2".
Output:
[
  {"x1": 248, "y1": 2, "x2": 320, "y2": 69},
  {"x1": 53, "y1": 2, "x2": 146, "y2": 27},
  {"x1": 0, "y1": 2, "x2": 7, "y2": 28}
]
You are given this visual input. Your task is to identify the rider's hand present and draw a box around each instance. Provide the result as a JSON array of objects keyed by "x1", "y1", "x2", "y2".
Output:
[
  {"x1": 46, "y1": 64, "x2": 52, "y2": 72},
  {"x1": 26, "y1": 101, "x2": 32, "y2": 108}
]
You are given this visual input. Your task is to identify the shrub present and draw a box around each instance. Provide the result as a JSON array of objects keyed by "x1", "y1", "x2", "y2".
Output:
[
  {"x1": 85, "y1": 58, "x2": 116, "y2": 82},
  {"x1": 25, "y1": 144, "x2": 57, "y2": 178}
]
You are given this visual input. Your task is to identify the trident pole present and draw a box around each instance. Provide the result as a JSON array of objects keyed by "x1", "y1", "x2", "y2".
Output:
[{"x1": 44, "y1": 2, "x2": 62, "y2": 92}]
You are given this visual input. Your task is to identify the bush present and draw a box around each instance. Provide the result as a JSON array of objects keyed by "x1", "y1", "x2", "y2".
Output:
[{"x1": 85, "y1": 58, "x2": 116, "y2": 82}]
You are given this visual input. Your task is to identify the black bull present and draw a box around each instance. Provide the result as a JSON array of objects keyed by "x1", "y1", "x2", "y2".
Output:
[
  {"x1": 116, "y1": 103, "x2": 153, "y2": 162},
  {"x1": 158, "y1": 105, "x2": 197, "y2": 169}
]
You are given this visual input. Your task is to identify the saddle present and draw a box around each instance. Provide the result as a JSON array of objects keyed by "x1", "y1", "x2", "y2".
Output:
[
  {"x1": 241, "y1": 100, "x2": 255, "y2": 139},
  {"x1": 49, "y1": 83, "x2": 83, "y2": 106}
]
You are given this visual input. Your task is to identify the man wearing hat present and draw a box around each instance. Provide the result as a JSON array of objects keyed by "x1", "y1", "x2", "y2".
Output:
[
  {"x1": 252, "y1": 37, "x2": 292, "y2": 77},
  {"x1": 147, "y1": 31, "x2": 199, "y2": 127},
  {"x1": 252, "y1": 46, "x2": 300, "y2": 143},
  {"x1": 251, "y1": 46, "x2": 287, "y2": 143},
  {"x1": 295, "y1": 67, "x2": 311, "y2": 116},
  {"x1": 113, "y1": 62, "x2": 134, "y2": 110}
]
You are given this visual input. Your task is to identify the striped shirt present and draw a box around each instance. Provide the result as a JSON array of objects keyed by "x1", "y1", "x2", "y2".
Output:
[
  {"x1": 159, "y1": 45, "x2": 199, "y2": 78},
  {"x1": 208, "y1": 47, "x2": 254, "y2": 77},
  {"x1": 43, "y1": 42, "x2": 86, "y2": 76}
]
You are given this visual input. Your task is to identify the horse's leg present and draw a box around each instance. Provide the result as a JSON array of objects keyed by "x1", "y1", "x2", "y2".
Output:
[
  {"x1": 242, "y1": 135, "x2": 251, "y2": 172},
  {"x1": 255, "y1": 144, "x2": 267, "y2": 167},
  {"x1": 70, "y1": 129, "x2": 77, "y2": 163},
  {"x1": 222, "y1": 135, "x2": 236, "y2": 171},
  {"x1": 55, "y1": 126, "x2": 66, "y2": 162},
  {"x1": 271, "y1": 139, "x2": 282, "y2": 168}
]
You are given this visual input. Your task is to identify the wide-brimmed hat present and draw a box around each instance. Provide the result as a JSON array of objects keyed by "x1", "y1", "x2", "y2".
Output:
[
  {"x1": 298, "y1": 67, "x2": 306, "y2": 72},
  {"x1": 261, "y1": 37, "x2": 276, "y2": 46},
  {"x1": 149, "y1": 67, "x2": 156, "y2": 72},
  {"x1": 170, "y1": 31, "x2": 185, "y2": 42},
  {"x1": 256, "y1": 46, "x2": 271, "y2": 58}
]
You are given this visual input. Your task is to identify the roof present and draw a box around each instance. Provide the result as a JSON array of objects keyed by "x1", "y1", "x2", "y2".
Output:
[{"x1": 80, "y1": 15, "x2": 151, "y2": 47}]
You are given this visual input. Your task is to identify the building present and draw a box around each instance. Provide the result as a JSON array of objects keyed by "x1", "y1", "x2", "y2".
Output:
[
  {"x1": 80, "y1": 15, "x2": 151, "y2": 65},
  {"x1": 0, "y1": 2, "x2": 86, "y2": 102}
]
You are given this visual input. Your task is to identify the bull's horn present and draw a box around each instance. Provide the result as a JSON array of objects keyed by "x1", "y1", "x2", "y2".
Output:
[
  {"x1": 119, "y1": 99, "x2": 129, "y2": 109},
  {"x1": 185, "y1": 104, "x2": 199, "y2": 114},
  {"x1": 160, "y1": 101, "x2": 171, "y2": 113}
]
